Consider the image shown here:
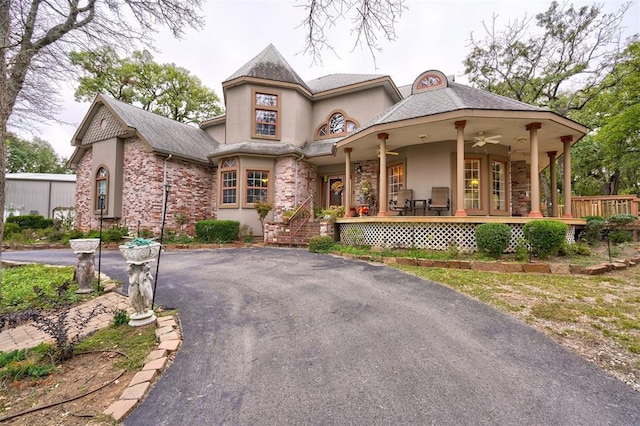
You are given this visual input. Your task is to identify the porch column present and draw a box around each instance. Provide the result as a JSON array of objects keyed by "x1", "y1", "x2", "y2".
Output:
[
  {"x1": 454, "y1": 120, "x2": 467, "y2": 217},
  {"x1": 377, "y1": 133, "x2": 389, "y2": 216},
  {"x1": 548, "y1": 151, "x2": 558, "y2": 217},
  {"x1": 526, "y1": 122, "x2": 543, "y2": 218},
  {"x1": 562, "y1": 135, "x2": 573, "y2": 218},
  {"x1": 344, "y1": 148, "x2": 354, "y2": 217}
]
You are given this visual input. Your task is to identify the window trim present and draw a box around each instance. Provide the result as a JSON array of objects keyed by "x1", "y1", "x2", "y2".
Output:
[
  {"x1": 244, "y1": 169, "x2": 270, "y2": 207},
  {"x1": 251, "y1": 89, "x2": 281, "y2": 140},
  {"x1": 219, "y1": 157, "x2": 239, "y2": 208},
  {"x1": 94, "y1": 165, "x2": 109, "y2": 213},
  {"x1": 315, "y1": 110, "x2": 359, "y2": 139}
]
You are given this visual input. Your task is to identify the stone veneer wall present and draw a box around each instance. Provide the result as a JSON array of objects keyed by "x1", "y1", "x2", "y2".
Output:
[
  {"x1": 511, "y1": 160, "x2": 530, "y2": 216},
  {"x1": 74, "y1": 139, "x2": 216, "y2": 235},
  {"x1": 353, "y1": 160, "x2": 379, "y2": 211},
  {"x1": 74, "y1": 149, "x2": 94, "y2": 230},
  {"x1": 273, "y1": 157, "x2": 318, "y2": 220}
]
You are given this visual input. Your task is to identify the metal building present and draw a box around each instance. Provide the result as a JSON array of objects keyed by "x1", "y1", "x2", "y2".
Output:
[{"x1": 5, "y1": 173, "x2": 76, "y2": 220}]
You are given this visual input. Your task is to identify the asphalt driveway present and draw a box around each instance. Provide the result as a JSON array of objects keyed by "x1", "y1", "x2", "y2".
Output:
[{"x1": 3, "y1": 247, "x2": 639, "y2": 424}]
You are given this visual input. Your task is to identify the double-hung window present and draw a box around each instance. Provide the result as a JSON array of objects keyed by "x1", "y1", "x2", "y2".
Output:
[
  {"x1": 252, "y1": 91, "x2": 280, "y2": 139},
  {"x1": 246, "y1": 170, "x2": 269, "y2": 204},
  {"x1": 220, "y1": 158, "x2": 238, "y2": 206}
]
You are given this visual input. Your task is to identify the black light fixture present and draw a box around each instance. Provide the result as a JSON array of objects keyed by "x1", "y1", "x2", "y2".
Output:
[{"x1": 355, "y1": 162, "x2": 362, "y2": 173}]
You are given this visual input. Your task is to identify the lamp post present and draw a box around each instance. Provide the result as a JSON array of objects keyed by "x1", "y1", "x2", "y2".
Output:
[
  {"x1": 152, "y1": 182, "x2": 170, "y2": 310},
  {"x1": 97, "y1": 194, "x2": 105, "y2": 292}
]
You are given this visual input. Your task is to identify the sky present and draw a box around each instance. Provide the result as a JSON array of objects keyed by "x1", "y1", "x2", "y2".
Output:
[{"x1": 20, "y1": 0, "x2": 640, "y2": 159}]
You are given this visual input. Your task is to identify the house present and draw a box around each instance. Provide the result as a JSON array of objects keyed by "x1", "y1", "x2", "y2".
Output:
[
  {"x1": 68, "y1": 44, "x2": 588, "y2": 248},
  {"x1": 4, "y1": 173, "x2": 76, "y2": 220}
]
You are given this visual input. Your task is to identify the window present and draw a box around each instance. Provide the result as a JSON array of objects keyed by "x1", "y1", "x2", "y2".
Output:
[
  {"x1": 316, "y1": 111, "x2": 358, "y2": 139},
  {"x1": 492, "y1": 160, "x2": 507, "y2": 211},
  {"x1": 246, "y1": 170, "x2": 269, "y2": 204},
  {"x1": 464, "y1": 159, "x2": 481, "y2": 210},
  {"x1": 252, "y1": 91, "x2": 280, "y2": 139},
  {"x1": 387, "y1": 163, "x2": 405, "y2": 201},
  {"x1": 95, "y1": 167, "x2": 108, "y2": 211},
  {"x1": 220, "y1": 157, "x2": 238, "y2": 206}
]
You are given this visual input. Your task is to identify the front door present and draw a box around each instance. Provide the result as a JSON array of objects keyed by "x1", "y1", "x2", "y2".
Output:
[{"x1": 325, "y1": 176, "x2": 344, "y2": 208}]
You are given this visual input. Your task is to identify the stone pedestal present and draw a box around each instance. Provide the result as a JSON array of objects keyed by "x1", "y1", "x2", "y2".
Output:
[
  {"x1": 75, "y1": 252, "x2": 95, "y2": 294},
  {"x1": 70, "y1": 239, "x2": 100, "y2": 294},
  {"x1": 125, "y1": 262, "x2": 157, "y2": 327}
]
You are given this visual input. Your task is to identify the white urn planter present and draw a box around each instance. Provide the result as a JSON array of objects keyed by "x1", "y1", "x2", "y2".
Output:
[
  {"x1": 119, "y1": 241, "x2": 161, "y2": 265},
  {"x1": 69, "y1": 238, "x2": 100, "y2": 253}
]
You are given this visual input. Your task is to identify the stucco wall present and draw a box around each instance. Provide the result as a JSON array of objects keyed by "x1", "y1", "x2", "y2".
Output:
[{"x1": 311, "y1": 87, "x2": 395, "y2": 138}]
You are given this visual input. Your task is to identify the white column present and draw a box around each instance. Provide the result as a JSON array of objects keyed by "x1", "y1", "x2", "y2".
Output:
[
  {"x1": 562, "y1": 135, "x2": 573, "y2": 218},
  {"x1": 526, "y1": 122, "x2": 543, "y2": 218},
  {"x1": 454, "y1": 121, "x2": 467, "y2": 216},
  {"x1": 344, "y1": 148, "x2": 353, "y2": 217},
  {"x1": 377, "y1": 133, "x2": 389, "y2": 216}
]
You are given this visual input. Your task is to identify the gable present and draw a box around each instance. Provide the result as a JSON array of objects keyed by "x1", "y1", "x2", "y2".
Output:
[{"x1": 81, "y1": 105, "x2": 128, "y2": 146}]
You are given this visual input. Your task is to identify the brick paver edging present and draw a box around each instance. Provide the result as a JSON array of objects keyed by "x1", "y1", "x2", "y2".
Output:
[
  {"x1": 332, "y1": 251, "x2": 640, "y2": 275},
  {"x1": 103, "y1": 315, "x2": 182, "y2": 421}
]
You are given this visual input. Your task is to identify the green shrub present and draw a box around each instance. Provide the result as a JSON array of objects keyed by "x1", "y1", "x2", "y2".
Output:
[
  {"x1": 523, "y1": 220, "x2": 568, "y2": 259},
  {"x1": 309, "y1": 235, "x2": 336, "y2": 253},
  {"x1": 6, "y1": 214, "x2": 53, "y2": 230},
  {"x1": 475, "y1": 223, "x2": 511, "y2": 258},
  {"x1": 86, "y1": 229, "x2": 100, "y2": 238},
  {"x1": 606, "y1": 214, "x2": 637, "y2": 244},
  {"x1": 67, "y1": 229, "x2": 85, "y2": 240},
  {"x1": 102, "y1": 227, "x2": 124, "y2": 243},
  {"x1": 195, "y1": 219, "x2": 239, "y2": 243},
  {"x1": 581, "y1": 217, "x2": 605, "y2": 245},
  {"x1": 609, "y1": 229, "x2": 633, "y2": 244},
  {"x1": 514, "y1": 237, "x2": 529, "y2": 262},
  {"x1": 3, "y1": 222, "x2": 20, "y2": 235}
]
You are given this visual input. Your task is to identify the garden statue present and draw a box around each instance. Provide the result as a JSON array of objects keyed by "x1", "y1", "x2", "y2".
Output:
[
  {"x1": 69, "y1": 238, "x2": 100, "y2": 294},
  {"x1": 119, "y1": 238, "x2": 161, "y2": 326}
]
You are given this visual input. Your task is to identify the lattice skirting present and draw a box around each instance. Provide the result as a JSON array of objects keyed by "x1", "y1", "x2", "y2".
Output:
[{"x1": 338, "y1": 222, "x2": 576, "y2": 252}]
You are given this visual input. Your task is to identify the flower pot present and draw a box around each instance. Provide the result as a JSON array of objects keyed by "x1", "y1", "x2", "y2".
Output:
[
  {"x1": 119, "y1": 242, "x2": 161, "y2": 264},
  {"x1": 69, "y1": 238, "x2": 100, "y2": 253}
]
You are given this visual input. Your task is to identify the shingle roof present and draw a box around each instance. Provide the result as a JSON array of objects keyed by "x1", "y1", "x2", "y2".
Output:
[
  {"x1": 305, "y1": 74, "x2": 386, "y2": 94},
  {"x1": 224, "y1": 44, "x2": 310, "y2": 90},
  {"x1": 101, "y1": 96, "x2": 218, "y2": 163},
  {"x1": 358, "y1": 81, "x2": 546, "y2": 130}
]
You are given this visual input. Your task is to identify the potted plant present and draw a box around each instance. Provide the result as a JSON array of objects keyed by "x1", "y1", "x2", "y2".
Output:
[
  {"x1": 119, "y1": 237, "x2": 161, "y2": 264},
  {"x1": 282, "y1": 209, "x2": 295, "y2": 224}
]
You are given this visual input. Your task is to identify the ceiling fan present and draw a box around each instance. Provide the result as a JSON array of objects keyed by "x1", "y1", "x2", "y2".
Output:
[
  {"x1": 377, "y1": 149, "x2": 399, "y2": 156},
  {"x1": 471, "y1": 131, "x2": 502, "y2": 147}
]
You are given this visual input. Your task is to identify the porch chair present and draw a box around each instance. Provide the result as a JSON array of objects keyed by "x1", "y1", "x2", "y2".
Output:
[
  {"x1": 389, "y1": 189, "x2": 413, "y2": 216},
  {"x1": 428, "y1": 187, "x2": 450, "y2": 216}
]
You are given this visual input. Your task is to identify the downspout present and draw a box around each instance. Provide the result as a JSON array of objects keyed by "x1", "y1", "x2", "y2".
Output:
[
  {"x1": 295, "y1": 154, "x2": 304, "y2": 207},
  {"x1": 162, "y1": 154, "x2": 172, "y2": 218}
]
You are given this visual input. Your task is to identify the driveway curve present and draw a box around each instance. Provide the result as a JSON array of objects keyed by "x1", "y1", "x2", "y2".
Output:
[{"x1": 3, "y1": 247, "x2": 639, "y2": 424}]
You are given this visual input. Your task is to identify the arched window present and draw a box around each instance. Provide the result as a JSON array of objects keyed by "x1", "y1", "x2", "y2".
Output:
[
  {"x1": 95, "y1": 167, "x2": 108, "y2": 211},
  {"x1": 316, "y1": 111, "x2": 358, "y2": 139}
]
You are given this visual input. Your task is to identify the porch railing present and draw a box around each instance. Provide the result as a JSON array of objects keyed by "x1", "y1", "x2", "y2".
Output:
[
  {"x1": 564, "y1": 196, "x2": 640, "y2": 219},
  {"x1": 288, "y1": 195, "x2": 314, "y2": 246}
]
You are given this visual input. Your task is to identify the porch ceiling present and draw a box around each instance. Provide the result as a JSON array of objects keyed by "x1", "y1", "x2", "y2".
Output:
[{"x1": 314, "y1": 110, "x2": 588, "y2": 171}]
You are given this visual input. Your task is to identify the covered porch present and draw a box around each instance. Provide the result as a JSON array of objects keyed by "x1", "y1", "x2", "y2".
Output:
[{"x1": 314, "y1": 71, "x2": 589, "y2": 221}]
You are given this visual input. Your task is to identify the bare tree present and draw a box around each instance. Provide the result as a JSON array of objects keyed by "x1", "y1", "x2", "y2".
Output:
[
  {"x1": 298, "y1": 0, "x2": 407, "y2": 66},
  {"x1": 0, "y1": 0, "x2": 205, "y2": 246}
]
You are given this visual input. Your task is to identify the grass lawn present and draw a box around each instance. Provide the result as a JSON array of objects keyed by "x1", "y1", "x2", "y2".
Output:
[{"x1": 397, "y1": 264, "x2": 640, "y2": 391}]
